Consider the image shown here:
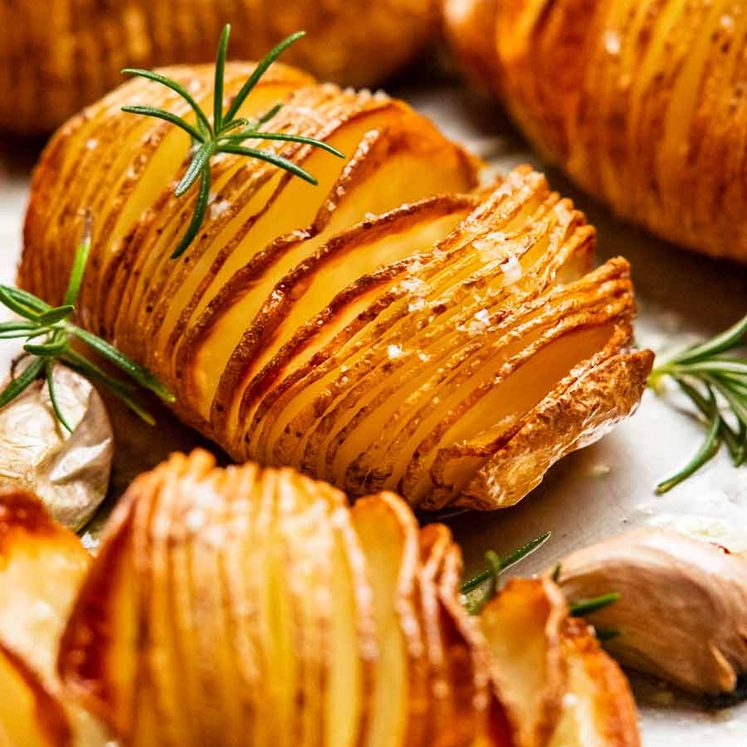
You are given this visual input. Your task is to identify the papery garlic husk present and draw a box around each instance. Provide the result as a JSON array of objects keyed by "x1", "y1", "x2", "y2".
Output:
[
  {"x1": 0, "y1": 364, "x2": 113, "y2": 531},
  {"x1": 552, "y1": 528, "x2": 747, "y2": 696}
]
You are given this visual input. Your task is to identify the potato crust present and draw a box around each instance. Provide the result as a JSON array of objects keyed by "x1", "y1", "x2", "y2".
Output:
[
  {"x1": 443, "y1": 0, "x2": 747, "y2": 262},
  {"x1": 0, "y1": 0, "x2": 437, "y2": 134},
  {"x1": 19, "y1": 63, "x2": 651, "y2": 511}
]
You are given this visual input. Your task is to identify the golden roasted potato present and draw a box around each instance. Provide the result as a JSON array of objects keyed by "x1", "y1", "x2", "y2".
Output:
[
  {"x1": 20, "y1": 63, "x2": 653, "y2": 511},
  {"x1": 58, "y1": 450, "x2": 495, "y2": 746},
  {"x1": 480, "y1": 578, "x2": 640, "y2": 747},
  {"x1": 57, "y1": 450, "x2": 641, "y2": 746},
  {"x1": 0, "y1": 488, "x2": 109, "y2": 746},
  {"x1": 0, "y1": 0, "x2": 436, "y2": 134},
  {"x1": 442, "y1": 0, "x2": 747, "y2": 262}
]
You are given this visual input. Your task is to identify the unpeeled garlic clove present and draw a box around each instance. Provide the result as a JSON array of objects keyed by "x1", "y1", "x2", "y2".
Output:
[
  {"x1": 0, "y1": 364, "x2": 113, "y2": 531},
  {"x1": 551, "y1": 528, "x2": 747, "y2": 696}
]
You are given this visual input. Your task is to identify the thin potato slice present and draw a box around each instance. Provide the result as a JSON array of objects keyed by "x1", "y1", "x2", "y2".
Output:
[
  {"x1": 548, "y1": 620, "x2": 640, "y2": 747},
  {"x1": 480, "y1": 579, "x2": 567, "y2": 747},
  {"x1": 0, "y1": 642, "x2": 71, "y2": 747},
  {"x1": 351, "y1": 492, "x2": 430, "y2": 747}
]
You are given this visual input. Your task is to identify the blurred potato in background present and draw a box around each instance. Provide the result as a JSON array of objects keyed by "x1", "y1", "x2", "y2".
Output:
[{"x1": 0, "y1": 0, "x2": 436, "y2": 134}]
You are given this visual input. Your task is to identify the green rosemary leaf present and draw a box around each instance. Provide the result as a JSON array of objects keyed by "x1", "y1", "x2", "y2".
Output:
[
  {"x1": 256, "y1": 103, "x2": 284, "y2": 127},
  {"x1": 175, "y1": 143, "x2": 214, "y2": 197},
  {"x1": 219, "y1": 145, "x2": 318, "y2": 184},
  {"x1": 63, "y1": 211, "x2": 93, "y2": 306},
  {"x1": 0, "y1": 320, "x2": 38, "y2": 335},
  {"x1": 0, "y1": 286, "x2": 51, "y2": 315},
  {"x1": 224, "y1": 31, "x2": 306, "y2": 123},
  {"x1": 0, "y1": 357, "x2": 44, "y2": 408},
  {"x1": 45, "y1": 361, "x2": 73, "y2": 434},
  {"x1": 222, "y1": 130, "x2": 345, "y2": 158},
  {"x1": 121, "y1": 105, "x2": 205, "y2": 142},
  {"x1": 0, "y1": 286, "x2": 45, "y2": 320},
  {"x1": 171, "y1": 165, "x2": 212, "y2": 259},
  {"x1": 460, "y1": 530, "x2": 552, "y2": 595},
  {"x1": 68, "y1": 325, "x2": 174, "y2": 402},
  {"x1": 213, "y1": 24, "x2": 231, "y2": 133},
  {"x1": 570, "y1": 592, "x2": 621, "y2": 617},
  {"x1": 551, "y1": 563, "x2": 562, "y2": 582},
  {"x1": 674, "y1": 315, "x2": 747, "y2": 365},
  {"x1": 24, "y1": 337, "x2": 68, "y2": 357},
  {"x1": 63, "y1": 350, "x2": 156, "y2": 426},
  {"x1": 656, "y1": 397, "x2": 721, "y2": 494},
  {"x1": 38, "y1": 305, "x2": 75, "y2": 326},
  {"x1": 122, "y1": 68, "x2": 212, "y2": 135}
]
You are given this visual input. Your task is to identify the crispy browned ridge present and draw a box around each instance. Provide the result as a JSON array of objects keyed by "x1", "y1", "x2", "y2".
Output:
[
  {"x1": 442, "y1": 0, "x2": 747, "y2": 262},
  {"x1": 57, "y1": 450, "x2": 640, "y2": 746},
  {"x1": 19, "y1": 61, "x2": 653, "y2": 511},
  {"x1": 0, "y1": 0, "x2": 436, "y2": 133}
]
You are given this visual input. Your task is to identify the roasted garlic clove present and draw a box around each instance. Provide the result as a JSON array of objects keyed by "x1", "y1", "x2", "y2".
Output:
[
  {"x1": 0, "y1": 365, "x2": 113, "y2": 531},
  {"x1": 552, "y1": 528, "x2": 747, "y2": 696}
]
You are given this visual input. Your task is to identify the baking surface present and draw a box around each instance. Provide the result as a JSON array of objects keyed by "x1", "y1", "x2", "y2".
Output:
[{"x1": 2, "y1": 72, "x2": 747, "y2": 744}]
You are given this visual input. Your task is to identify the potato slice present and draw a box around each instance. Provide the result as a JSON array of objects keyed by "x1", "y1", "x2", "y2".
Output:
[
  {"x1": 351, "y1": 492, "x2": 429, "y2": 747},
  {"x1": 0, "y1": 642, "x2": 72, "y2": 747},
  {"x1": 0, "y1": 488, "x2": 107, "y2": 746},
  {"x1": 548, "y1": 620, "x2": 640, "y2": 747},
  {"x1": 480, "y1": 579, "x2": 567, "y2": 747}
]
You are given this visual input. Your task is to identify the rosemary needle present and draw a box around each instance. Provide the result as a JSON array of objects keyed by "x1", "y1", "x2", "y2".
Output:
[
  {"x1": 649, "y1": 312, "x2": 747, "y2": 493},
  {"x1": 460, "y1": 531, "x2": 551, "y2": 615},
  {"x1": 122, "y1": 24, "x2": 344, "y2": 259},
  {"x1": 0, "y1": 218, "x2": 173, "y2": 431}
]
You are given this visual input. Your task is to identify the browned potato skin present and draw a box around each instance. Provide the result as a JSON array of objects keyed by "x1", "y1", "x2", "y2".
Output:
[
  {"x1": 20, "y1": 63, "x2": 652, "y2": 512},
  {"x1": 0, "y1": 0, "x2": 437, "y2": 134},
  {"x1": 443, "y1": 0, "x2": 747, "y2": 262}
]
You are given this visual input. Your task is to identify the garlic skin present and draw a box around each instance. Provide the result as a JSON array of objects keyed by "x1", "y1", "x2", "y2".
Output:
[
  {"x1": 552, "y1": 528, "x2": 747, "y2": 696},
  {"x1": 0, "y1": 365, "x2": 113, "y2": 531}
]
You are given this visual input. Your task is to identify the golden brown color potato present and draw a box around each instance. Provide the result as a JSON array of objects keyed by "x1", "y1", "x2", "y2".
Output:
[
  {"x1": 480, "y1": 578, "x2": 640, "y2": 747},
  {"x1": 0, "y1": 0, "x2": 436, "y2": 134},
  {"x1": 442, "y1": 0, "x2": 747, "y2": 262},
  {"x1": 19, "y1": 62, "x2": 653, "y2": 511},
  {"x1": 57, "y1": 449, "x2": 640, "y2": 747},
  {"x1": 0, "y1": 488, "x2": 109, "y2": 746}
]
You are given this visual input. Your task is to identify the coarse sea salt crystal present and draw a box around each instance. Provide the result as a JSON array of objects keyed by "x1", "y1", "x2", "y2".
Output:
[
  {"x1": 473, "y1": 231, "x2": 508, "y2": 261},
  {"x1": 500, "y1": 255, "x2": 522, "y2": 284},
  {"x1": 387, "y1": 344, "x2": 405, "y2": 360},
  {"x1": 210, "y1": 200, "x2": 232, "y2": 219},
  {"x1": 604, "y1": 29, "x2": 621, "y2": 55}
]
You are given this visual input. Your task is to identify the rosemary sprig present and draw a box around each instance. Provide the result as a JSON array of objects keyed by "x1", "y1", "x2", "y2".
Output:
[
  {"x1": 460, "y1": 531, "x2": 552, "y2": 615},
  {"x1": 0, "y1": 218, "x2": 174, "y2": 430},
  {"x1": 122, "y1": 24, "x2": 344, "y2": 259},
  {"x1": 649, "y1": 313, "x2": 747, "y2": 493},
  {"x1": 569, "y1": 593, "x2": 621, "y2": 616}
]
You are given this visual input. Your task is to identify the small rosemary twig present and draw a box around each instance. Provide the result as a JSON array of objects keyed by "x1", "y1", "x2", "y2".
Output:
[
  {"x1": 122, "y1": 24, "x2": 344, "y2": 259},
  {"x1": 649, "y1": 313, "x2": 747, "y2": 493},
  {"x1": 0, "y1": 217, "x2": 173, "y2": 430},
  {"x1": 460, "y1": 531, "x2": 552, "y2": 615}
]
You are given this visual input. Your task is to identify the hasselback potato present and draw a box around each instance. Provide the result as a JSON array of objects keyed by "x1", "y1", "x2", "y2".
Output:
[
  {"x1": 19, "y1": 61, "x2": 653, "y2": 512},
  {"x1": 442, "y1": 0, "x2": 747, "y2": 262},
  {"x1": 0, "y1": 0, "x2": 435, "y2": 134},
  {"x1": 37, "y1": 450, "x2": 636, "y2": 746}
]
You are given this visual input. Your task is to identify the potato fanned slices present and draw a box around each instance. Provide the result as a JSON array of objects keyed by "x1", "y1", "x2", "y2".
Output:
[
  {"x1": 0, "y1": 489, "x2": 109, "y2": 746},
  {"x1": 480, "y1": 578, "x2": 640, "y2": 747},
  {"x1": 20, "y1": 62, "x2": 653, "y2": 511},
  {"x1": 56, "y1": 450, "x2": 640, "y2": 746},
  {"x1": 0, "y1": 0, "x2": 435, "y2": 133},
  {"x1": 443, "y1": 0, "x2": 747, "y2": 262}
]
